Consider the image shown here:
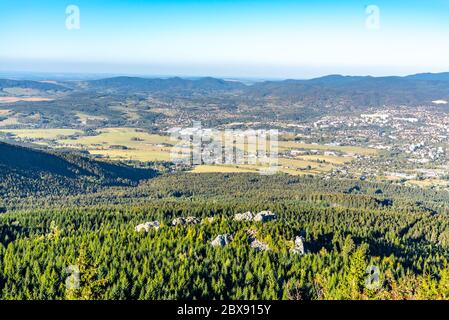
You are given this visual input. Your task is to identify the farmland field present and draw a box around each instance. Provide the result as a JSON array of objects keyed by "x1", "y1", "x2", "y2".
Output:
[
  {"x1": 279, "y1": 141, "x2": 379, "y2": 156},
  {"x1": 0, "y1": 128, "x2": 82, "y2": 139},
  {"x1": 0, "y1": 96, "x2": 53, "y2": 103}
]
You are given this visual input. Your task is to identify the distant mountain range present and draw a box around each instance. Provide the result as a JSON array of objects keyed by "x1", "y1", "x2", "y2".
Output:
[
  {"x1": 86, "y1": 72, "x2": 449, "y2": 106},
  {"x1": 2, "y1": 71, "x2": 449, "y2": 106}
]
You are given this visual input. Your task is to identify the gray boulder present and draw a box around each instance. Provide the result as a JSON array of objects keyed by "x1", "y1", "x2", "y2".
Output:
[
  {"x1": 290, "y1": 236, "x2": 305, "y2": 255},
  {"x1": 247, "y1": 229, "x2": 269, "y2": 251},
  {"x1": 172, "y1": 216, "x2": 200, "y2": 226},
  {"x1": 253, "y1": 210, "x2": 277, "y2": 223},
  {"x1": 211, "y1": 234, "x2": 233, "y2": 247},
  {"x1": 249, "y1": 238, "x2": 270, "y2": 251},
  {"x1": 135, "y1": 221, "x2": 160, "y2": 232},
  {"x1": 234, "y1": 211, "x2": 254, "y2": 221}
]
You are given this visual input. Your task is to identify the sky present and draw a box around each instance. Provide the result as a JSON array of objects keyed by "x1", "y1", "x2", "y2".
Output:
[{"x1": 1, "y1": 0, "x2": 449, "y2": 79}]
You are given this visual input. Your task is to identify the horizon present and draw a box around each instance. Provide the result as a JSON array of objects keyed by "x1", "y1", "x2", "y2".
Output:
[{"x1": 2, "y1": 69, "x2": 449, "y2": 82}]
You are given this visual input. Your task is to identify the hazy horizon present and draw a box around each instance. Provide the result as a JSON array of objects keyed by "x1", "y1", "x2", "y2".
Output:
[{"x1": 2, "y1": 66, "x2": 449, "y2": 82}]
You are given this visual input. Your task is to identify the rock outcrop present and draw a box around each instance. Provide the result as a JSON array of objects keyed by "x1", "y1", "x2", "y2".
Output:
[
  {"x1": 290, "y1": 236, "x2": 305, "y2": 255},
  {"x1": 253, "y1": 211, "x2": 277, "y2": 223},
  {"x1": 171, "y1": 216, "x2": 200, "y2": 226},
  {"x1": 211, "y1": 234, "x2": 233, "y2": 247},
  {"x1": 234, "y1": 211, "x2": 254, "y2": 221},
  {"x1": 249, "y1": 238, "x2": 270, "y2": 251},
  {"x1": 135, "y1": 221, "x2": 160, "y2": 232},
  {"x1": 247, "y1": 229, "x2": 269, "y2": 251},
  {"x1": 234, "y1": 211, "x2": 277, "y2": 223}
]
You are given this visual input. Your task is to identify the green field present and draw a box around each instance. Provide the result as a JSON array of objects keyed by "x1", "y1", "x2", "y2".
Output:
[
  {"x1": 279, "y1": 141, "x2": 379, "y2": 156},
  {"x1": 0, "y1": 128, "x2": 82, "y2": 139}
]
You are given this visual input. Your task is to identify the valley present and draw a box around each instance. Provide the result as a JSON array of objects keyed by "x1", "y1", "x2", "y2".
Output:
[{"x1": 2, "y1": 74, "x2": 449, "y2": 300}]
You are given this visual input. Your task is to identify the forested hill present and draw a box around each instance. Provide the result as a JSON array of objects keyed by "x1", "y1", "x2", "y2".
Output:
[
  {"x1": 0, "y1": 142, "x2": 156, "y2": 198},
  {"x1": 244, "y1": 73, "x2": 449, "y2": 105},
  {"x1": 88, "y1": 76, "x2": 246, "y2": 93},
  {"x1": 85, "y1": 72, "x2": 449, "y2": 106}
]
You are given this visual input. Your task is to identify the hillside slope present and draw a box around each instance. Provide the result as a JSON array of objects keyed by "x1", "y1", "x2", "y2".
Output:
[
  {"x1": 0, "y1": 142, "x2": 156, "y2": 197},
  {"x1": 0, "y1": 79, "x2": 70, "y2": 92}
]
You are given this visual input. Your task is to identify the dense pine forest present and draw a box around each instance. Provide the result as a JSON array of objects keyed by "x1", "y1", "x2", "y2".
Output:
[{"x1": 2, "y1": 167, "x2": 449, "y2": 299}]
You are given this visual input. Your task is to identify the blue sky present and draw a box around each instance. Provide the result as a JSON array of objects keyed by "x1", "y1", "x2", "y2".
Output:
[{"x1": 1, "y1": 0, "x2": 449, "y2": 78}]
